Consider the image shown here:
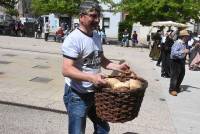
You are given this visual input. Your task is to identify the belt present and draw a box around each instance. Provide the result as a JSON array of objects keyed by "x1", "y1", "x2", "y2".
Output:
[{"x1": 70, "y1": 86, "x2": 94, "y2": 95}]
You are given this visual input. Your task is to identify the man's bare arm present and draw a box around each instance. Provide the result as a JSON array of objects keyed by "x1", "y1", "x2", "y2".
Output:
[
  {"x1": 62, "y1": 57, "x2": 106, "y2": 85},
  {"x1": 101, "y1": 55, "x2": 130, "y2": 72}
]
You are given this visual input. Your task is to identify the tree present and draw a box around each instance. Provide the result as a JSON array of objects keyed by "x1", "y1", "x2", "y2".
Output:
[
  {"x1": 5, "y1": 8, "x2": 19, "y2": 16},
  {"x1": 115, "y1": 0, "x2": 200, "y2": 26},
  {"x1": 32, "y1": 0, "x2": 80, "y2": 16},
  {"x1": 31, "y1": 0, "x2": 112, "y2": 16},
  {"x1": 0, "y1": 0, "x2": 19, "y2": 16},
  {"x1": 0, "y1": 0, "x2": 18, "y2": 8},
  {"x1": 32, "y1": 0, "x2": 109, "y2": 16}
]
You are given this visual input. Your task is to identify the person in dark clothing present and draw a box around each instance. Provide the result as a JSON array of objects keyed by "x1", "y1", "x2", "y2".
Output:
[
  {"x1": 44, "y1": 19, "x2": 50, "y2": 41},
  {"x1": 169, "y1": 30, "x2": 189, "y2": 96},
  {"x1": 161, "y1": 31, "x2": 174, "y2": 78},
  {"x1": 156, "y1": 51, "x2": 162, "y2": 66},
  {"x1": 149, "y1": 30, "x2": 162, "y2": 61},
  {"x1": 18, "y1": 21, "x2": 25, "y2": 37},
  {"x1": 156, "y1": 30, "x2": 165, "y2": 66},
  {"x1": 14, "y1": 21, "x2": 19, "y2": 36},
  {"x1": 131, "y1": 31, "x2": 138, "y2": 47},
  {"x1": 35, "y1": 21, "x2": 42, "y2": 39}
]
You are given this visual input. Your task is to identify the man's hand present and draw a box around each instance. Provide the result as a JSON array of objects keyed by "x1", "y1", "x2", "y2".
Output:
[
  {"x1": 90, "y1": 74, "x2": 107, "y2": 86},
  {"x1": 117, "y1": 63, "x2": 130, "y2": 73},
  {"x1": 184, "y1": 49, "x2": 189, "y2": 54}
]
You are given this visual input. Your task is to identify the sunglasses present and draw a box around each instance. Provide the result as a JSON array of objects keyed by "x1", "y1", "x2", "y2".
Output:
[{"x1": 84, "y1": 13, "x2": 100, "y2": 19}]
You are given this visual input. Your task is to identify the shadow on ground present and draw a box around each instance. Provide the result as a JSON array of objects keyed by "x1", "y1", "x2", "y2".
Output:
[
  {"x1": 123, "y1": 132, "x2": 139, "y2": 134},
  {"x1": 180, "y1": 84, "x2": 200, "y2": 93}
]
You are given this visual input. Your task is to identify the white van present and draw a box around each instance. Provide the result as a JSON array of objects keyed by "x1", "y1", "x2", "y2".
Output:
[
  {"x1": 36, "y1": 13, "x2": 71, "y2": 38},
  {"x1": 38, "y1": 14, "x2": 59, "y2": 33}
]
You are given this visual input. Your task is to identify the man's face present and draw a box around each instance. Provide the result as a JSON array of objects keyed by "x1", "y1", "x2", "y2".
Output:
[
  {"x1": 80, "y1": 10, "x2": 100, "y2": 30},
  {"x1": 182, "y1": 35, "x2": 189, "y2": 43}
]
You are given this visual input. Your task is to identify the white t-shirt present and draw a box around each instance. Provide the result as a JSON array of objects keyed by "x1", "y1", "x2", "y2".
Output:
[
  {"x1": 44, "y1": 22, "x2": 50, "y2": 33},
  {"x1": 188, "y1": 38, "x2": 194, "y2": 47},
  {"x1": 62, "y1": 28, "x2": 103, "y2": 93},
  {"x1": 161, "y1": 36, "x2": 166, "y2": 44}
]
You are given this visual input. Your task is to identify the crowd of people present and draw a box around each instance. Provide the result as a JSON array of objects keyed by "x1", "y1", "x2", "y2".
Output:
[
  {"x1": 149, "y1": 27, "x2": 200, "y2": 96},
  {"x1": 35, "y1": 19, "x2": 108, "y2": 44},
  {"x1": 3, "y1": 16, "x2": 75, "y2": 43}
]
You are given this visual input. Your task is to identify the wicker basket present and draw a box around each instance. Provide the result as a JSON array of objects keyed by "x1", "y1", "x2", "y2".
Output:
[{"x1": 95, "y1": 78, "x2": 147, "y2": 123}]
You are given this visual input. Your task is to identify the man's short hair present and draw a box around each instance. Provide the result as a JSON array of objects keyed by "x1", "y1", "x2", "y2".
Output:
[{"x1": 79, "y1": 1, "x2": 101, "y2": 15}]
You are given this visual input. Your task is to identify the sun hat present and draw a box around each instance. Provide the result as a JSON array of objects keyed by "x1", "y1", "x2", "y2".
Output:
[
  {"x1": 179, "y1": 30, "x2": 189, "y2": 36},
  {"x1": 79, "y1": 1, "x2": 101, "y2": 15}
]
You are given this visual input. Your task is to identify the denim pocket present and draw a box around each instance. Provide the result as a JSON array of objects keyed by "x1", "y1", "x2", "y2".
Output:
[
  {"x1": 70, "y1": 92, "x2": 81, "y2": 104},
  {"x1": 63, "y1": 84, "x2": 70, "y2": 106},
  {"x1": 68, "y1": 91, "x2": 87, "y2": 117}
]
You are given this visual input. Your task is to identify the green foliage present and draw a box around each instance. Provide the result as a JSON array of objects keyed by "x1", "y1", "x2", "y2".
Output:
[
  {"x1": 31, "y1": 0, "x2": 112, "y2": 16},
  {"x1": 0, "y1": 0, "x2": 18, "y2": 8},
  {"x1": 118, "y1": 20, "x2": 132, "y2": 41},
  {"x1": 5, "y1": 8, "x2": 19, "y2": 16},
  {"x1": 32, "y1": 0, "x2": 108, "y2": 16},
  {"x1": 116, "y1": 0, "x2": 200, "y2": 26}
]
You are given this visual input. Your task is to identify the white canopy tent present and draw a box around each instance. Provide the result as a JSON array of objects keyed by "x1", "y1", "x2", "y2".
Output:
[
  {"x1": 146, "y1": 21, "x2": 188, "y2": 49},
  {"x1": 151, "y1": 21, "x2": 188, "y2": 27}
]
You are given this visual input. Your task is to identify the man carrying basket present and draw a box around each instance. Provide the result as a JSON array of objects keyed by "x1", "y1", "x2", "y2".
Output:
[{"x1": 61, "y1": 1, "x2": 130, "y2": 134}]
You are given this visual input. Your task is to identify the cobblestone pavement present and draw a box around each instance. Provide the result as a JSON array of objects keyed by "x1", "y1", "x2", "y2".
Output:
[{"x1": 0, "y1": 36, "x2": 199, "y2": 134}]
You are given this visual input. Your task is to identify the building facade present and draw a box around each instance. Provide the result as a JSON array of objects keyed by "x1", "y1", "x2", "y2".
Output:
[{"x1": 100, "y1": 2, "x2": 123, "y2": 39}]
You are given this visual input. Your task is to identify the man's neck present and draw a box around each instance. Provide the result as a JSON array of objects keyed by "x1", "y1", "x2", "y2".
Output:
[{"x1": 79, "y1": 26, "x2": 93, "y2": 36}]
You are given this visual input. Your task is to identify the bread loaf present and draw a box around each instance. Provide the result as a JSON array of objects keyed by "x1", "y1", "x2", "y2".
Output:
[
  {"x1": 105, "y1": 76, "x2": 145, "y2": 91},
  {"x1": 105, "y1": 78, "x2": 120, "y2": 88},
  {"x1": 129, "y1": 79, "x2": 143, "y2": 90},
  {"x1": 113, "y1": 81, "x2": 130, "y2": 90}
]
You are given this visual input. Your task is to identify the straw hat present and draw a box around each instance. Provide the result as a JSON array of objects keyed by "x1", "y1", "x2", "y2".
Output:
[{"x1": 179, "y1": 30, "x2": 189, "y2": 36}]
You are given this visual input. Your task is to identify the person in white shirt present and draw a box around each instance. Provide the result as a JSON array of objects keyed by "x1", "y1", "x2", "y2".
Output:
[
  {"x1": 62, "y1": 1, "x2": 131, "y2": 134},
  {"x1": 44, "y1": 20, "x2": 50, "y2": 41}
]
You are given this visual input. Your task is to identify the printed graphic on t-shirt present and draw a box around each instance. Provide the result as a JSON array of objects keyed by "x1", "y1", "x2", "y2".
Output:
[{"x1": 83, "y1": 50, "x2": 102, "y2": 69}]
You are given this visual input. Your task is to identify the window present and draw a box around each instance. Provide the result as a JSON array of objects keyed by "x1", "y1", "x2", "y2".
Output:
[{"x1": 103, "y1": 18, "x2": 110, "y2": 28}]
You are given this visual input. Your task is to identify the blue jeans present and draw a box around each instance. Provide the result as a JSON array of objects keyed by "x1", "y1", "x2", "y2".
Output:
[
  {"x1": 63, "y1": 84, "x2": 110, "y2": 134},
  {"x1": 122, "y1": 38, "x2": 129, "y2": 46}
]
